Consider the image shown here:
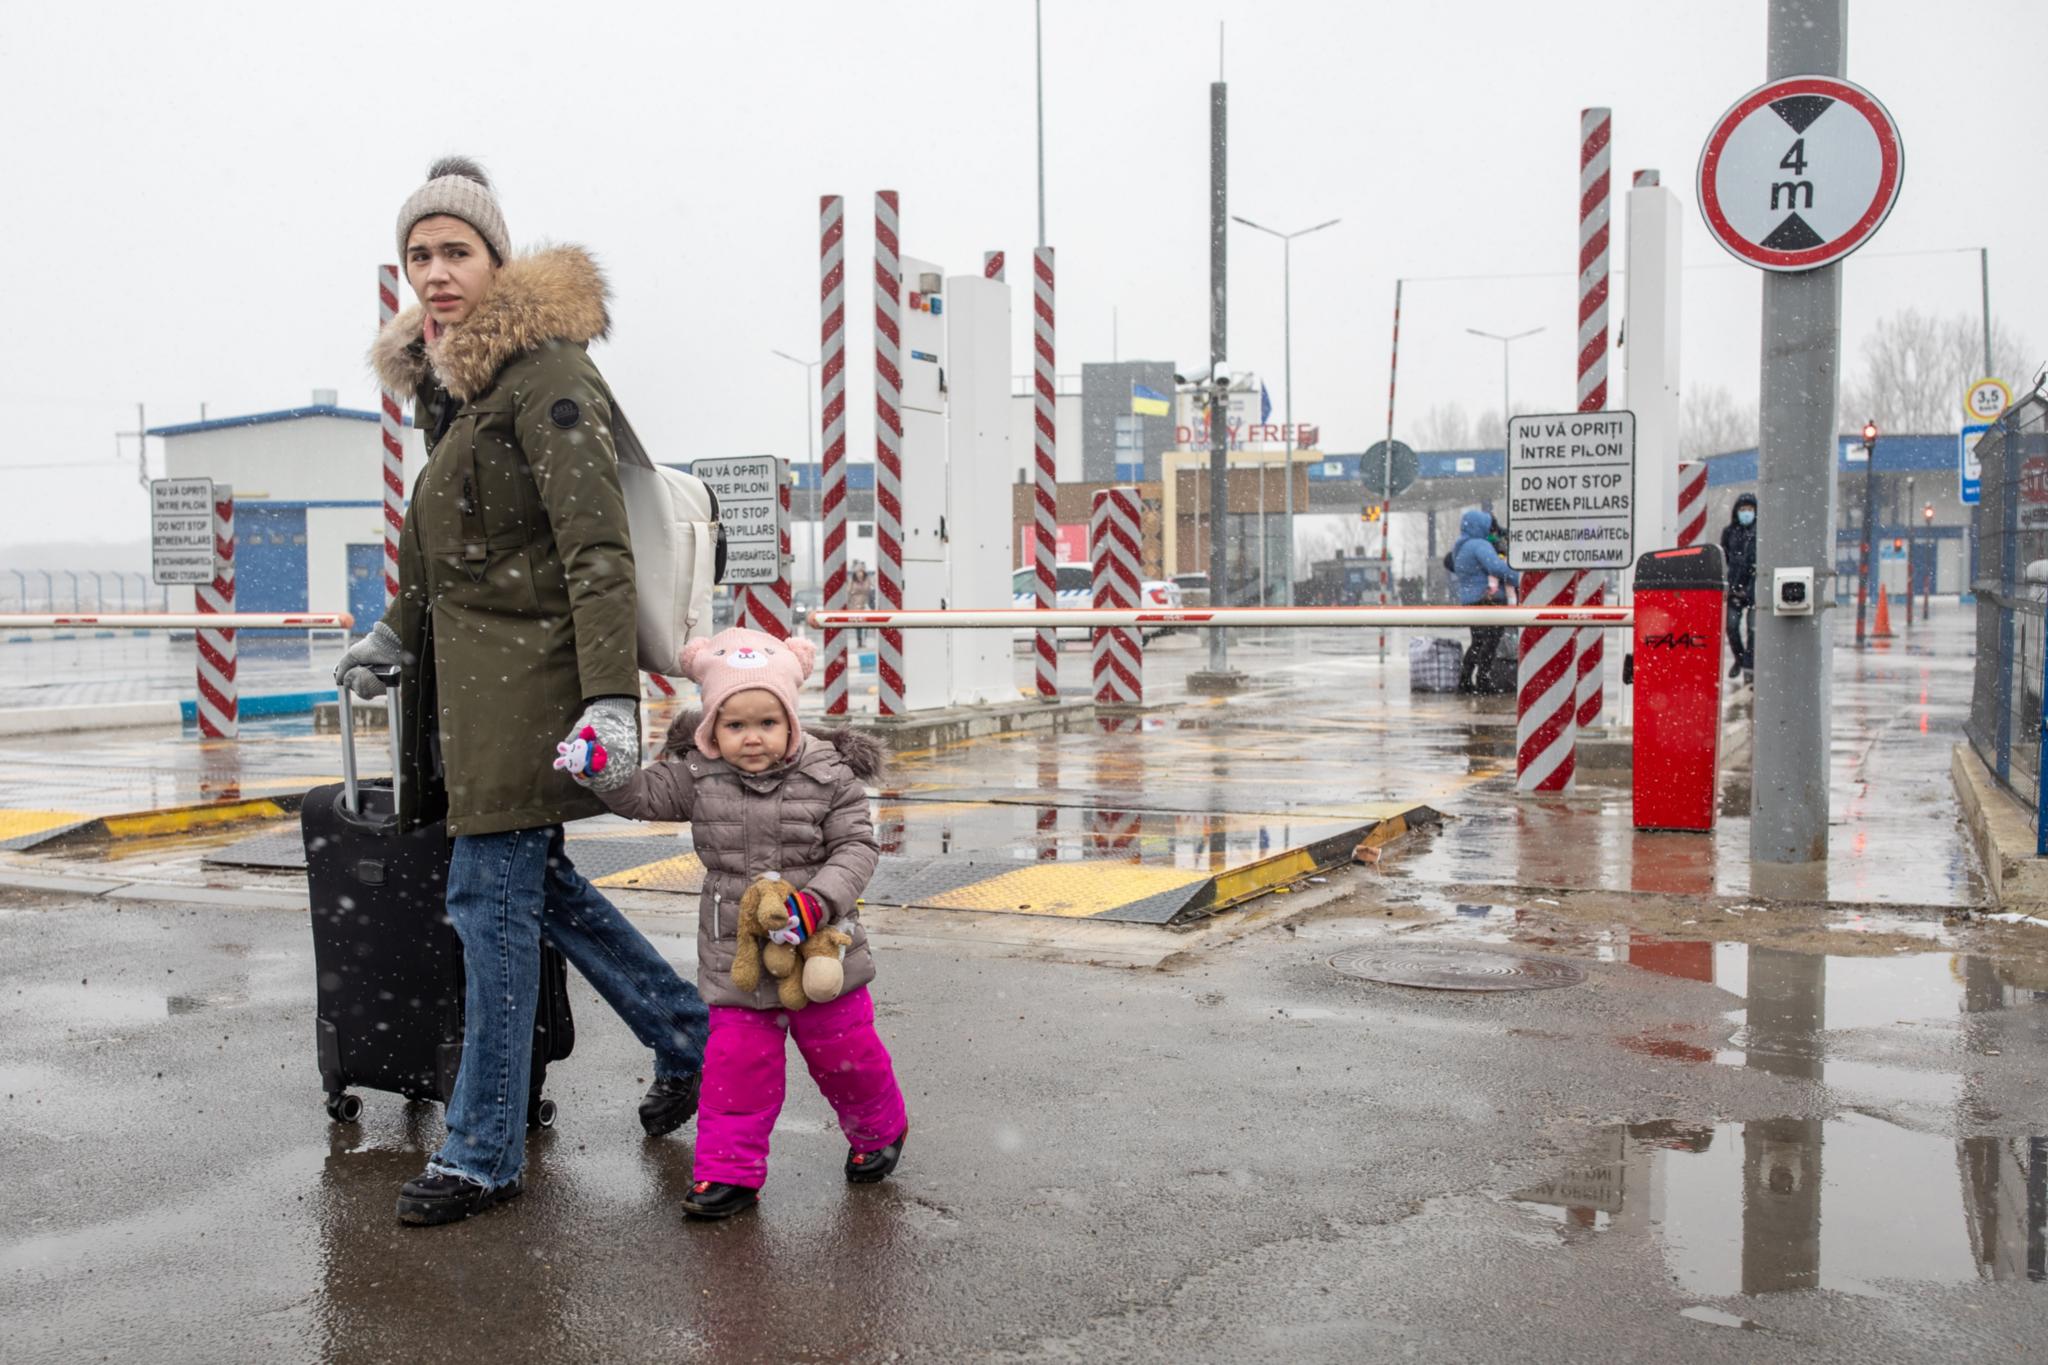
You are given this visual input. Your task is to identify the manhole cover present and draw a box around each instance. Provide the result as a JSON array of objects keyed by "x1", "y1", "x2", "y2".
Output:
[{"x1": 1328, "y1": 945, "x2": 1584, "y2": 992}]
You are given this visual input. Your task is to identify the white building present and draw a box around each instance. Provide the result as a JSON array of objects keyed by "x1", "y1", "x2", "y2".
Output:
[{"x1": 148, "y1": 391, "x2": 424, "y2": 634}]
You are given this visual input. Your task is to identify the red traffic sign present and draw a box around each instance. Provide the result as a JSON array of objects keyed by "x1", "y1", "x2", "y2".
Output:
[{"x1": 1697, "y1": 74, "x2": 1902, "y2": 272}]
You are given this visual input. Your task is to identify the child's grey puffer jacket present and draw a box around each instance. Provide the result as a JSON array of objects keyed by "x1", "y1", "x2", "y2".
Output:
[{"x1": 597, "y1": 710, "x2": 883, "y2": 1010}]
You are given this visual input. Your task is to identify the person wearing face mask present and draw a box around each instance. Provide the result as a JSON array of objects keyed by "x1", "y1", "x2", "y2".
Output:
[{"x1": 1719, "y1": 492, "x2": 1758, "y2": 678}]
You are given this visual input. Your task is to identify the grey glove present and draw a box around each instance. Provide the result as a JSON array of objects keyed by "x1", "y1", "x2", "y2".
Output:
[
  {"x1": 333, "y1": 622, "x2": 403, "y2": 700},
  {"x1": 563, "y1": 696, "x2": 640, "y2": 794}
]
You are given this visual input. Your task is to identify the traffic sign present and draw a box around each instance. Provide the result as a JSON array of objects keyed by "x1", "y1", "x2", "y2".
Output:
[
  {"x1": 1961, "y1": 422, "x2": 1988, "y2": 506},
  {"x1": 150, "y1": 477, "x2": 215, "y2": 585},
  {"x1": 1359, "y1": 439, "x2": 1418, "y2": 498},
  {"x1": 690, "y1": 456, "x2": 787, "y2": 584},
  {"x1": 1965, "y1": 378, "x2": 2011, "y2": 424},
  {"x1": 1697, "y1": 74, "x2": 1903, "y2": 273},
  {"x1": 1504, "y1": 411, "x2": 1636, "y2": 572}
]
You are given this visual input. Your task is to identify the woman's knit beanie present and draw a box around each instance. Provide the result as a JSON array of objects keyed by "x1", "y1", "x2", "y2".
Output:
[{"x1": 395, "y1": 155, "x2": 511, "y2": 264}]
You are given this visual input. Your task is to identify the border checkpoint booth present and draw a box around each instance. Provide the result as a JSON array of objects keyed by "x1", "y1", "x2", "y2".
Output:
[{"x1": 893, "y1": 256, "x2": 1014, "y2": 710}]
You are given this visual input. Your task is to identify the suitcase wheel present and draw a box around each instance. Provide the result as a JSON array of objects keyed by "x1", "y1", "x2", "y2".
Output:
[
  {"x1": 326, "y1": 1092, "x2": 364, "y2": 1124},
  {"x1": 527, "y1": 1097, "x2": 557, "y2": 1130}
]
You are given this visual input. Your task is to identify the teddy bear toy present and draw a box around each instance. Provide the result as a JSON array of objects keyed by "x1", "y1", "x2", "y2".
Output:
[{"x1": 729, "y1": 877, "x2": 853, "y2": 1011}]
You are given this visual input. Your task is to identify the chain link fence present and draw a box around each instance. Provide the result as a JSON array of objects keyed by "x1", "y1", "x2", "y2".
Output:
[{"x1": 1966, "y1": 388, "x2": 2048, "y2": 830}]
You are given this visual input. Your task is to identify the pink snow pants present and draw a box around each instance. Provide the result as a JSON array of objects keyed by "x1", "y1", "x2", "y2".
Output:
[{"x1": 693, "y1": 986, "x2": 908, "y2": 1187}]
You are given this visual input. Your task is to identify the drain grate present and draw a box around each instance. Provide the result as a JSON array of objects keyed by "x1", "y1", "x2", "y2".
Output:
[{"x1": 1329, "y1": 945, "x2": 1585, "y2": 992}]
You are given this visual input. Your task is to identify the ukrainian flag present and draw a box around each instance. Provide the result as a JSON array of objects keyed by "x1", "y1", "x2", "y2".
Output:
[{"x1": 1130, "y1": 383, "x2": 1171, "y2": 417}]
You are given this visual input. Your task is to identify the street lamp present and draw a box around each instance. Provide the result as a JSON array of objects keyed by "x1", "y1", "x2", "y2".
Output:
[
  {"x1": 770, "y1": 348, "x2": 822, "y2": 597},
  {"x1": 1465, "y1": 326, "x2": 1545, "y2": 444},
  {"x1": 1858, "y1": 419, "x2": 1879, "y2": 646},
  {"x1": 1233, "y1": 213, "x2": 1339, "y2": 605}
]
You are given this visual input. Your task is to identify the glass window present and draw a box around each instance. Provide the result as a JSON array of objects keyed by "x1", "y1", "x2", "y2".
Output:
[{"x1": 1057, "y1": 566, "x2": 1092, "y2": 593}]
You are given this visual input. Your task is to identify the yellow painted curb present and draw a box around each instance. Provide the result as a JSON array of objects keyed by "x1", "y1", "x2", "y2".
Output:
[
  {"x1": 0, "y1": 809, "x2": 91, "y2": 842},
  {"x1": 919, "y1": 862, "x2": 1207, "y2": 918},
  {"x1": 100, "y1": 800, "x2": 290, "y2": 840}
]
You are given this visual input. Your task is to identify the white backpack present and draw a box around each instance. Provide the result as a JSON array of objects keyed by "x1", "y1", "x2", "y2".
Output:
[{"x1": 612, "y1": 405, "x2": 726, "y2": 674}]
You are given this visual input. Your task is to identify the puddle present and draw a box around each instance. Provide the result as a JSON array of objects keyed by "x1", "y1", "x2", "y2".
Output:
[{"x1": 1511, "y1": 1115, "x2": 2048, "y2": 1292}]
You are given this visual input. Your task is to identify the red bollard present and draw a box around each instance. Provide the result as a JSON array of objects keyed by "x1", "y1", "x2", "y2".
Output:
[{"x1": 1629, "y1": 545, "x2": 1726, "y2": 832}]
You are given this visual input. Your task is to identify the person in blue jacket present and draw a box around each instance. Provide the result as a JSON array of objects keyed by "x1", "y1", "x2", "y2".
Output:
[{"x1": 1450, "y1": 508, "x2": 1516, "y2": 693}]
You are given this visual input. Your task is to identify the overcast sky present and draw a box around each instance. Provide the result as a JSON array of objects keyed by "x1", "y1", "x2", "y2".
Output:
[{"x1": 3, "y1": 0, "x2": 2040, "y2": 551}]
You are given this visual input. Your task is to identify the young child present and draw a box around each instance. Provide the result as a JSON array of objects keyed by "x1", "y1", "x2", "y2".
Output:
[{"x1": 554, "y1": 627, "x2": 907, "y2": 1219}]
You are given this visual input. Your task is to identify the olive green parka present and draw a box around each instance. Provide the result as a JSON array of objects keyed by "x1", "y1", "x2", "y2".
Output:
[{"x1": 370, "y1": 246, "x2": 639, "y2": 836}]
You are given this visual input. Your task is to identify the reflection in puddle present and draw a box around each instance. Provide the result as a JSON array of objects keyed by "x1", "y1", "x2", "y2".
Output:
[
  {"x1": 1515, "y1": 940, "x2": 2048, "y2": 1294},
  {"x1": 1514, "y1": 1116, "x2": 2048, "y2": 1292}
]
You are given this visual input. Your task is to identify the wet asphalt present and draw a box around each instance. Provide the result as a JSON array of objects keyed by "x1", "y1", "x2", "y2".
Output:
[{"x1": 5, "y1": 883, "x2": 2048, "y2": 1364}]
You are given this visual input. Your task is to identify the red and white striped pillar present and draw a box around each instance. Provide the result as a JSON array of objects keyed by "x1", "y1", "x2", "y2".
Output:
[
  {"x1": 819, "y1": 195, "x2": 850, "y2": 715},
  {"x1": 1573, "y1": 106, "x2": 1614, "y2": 734},
  {"x1": 873, "y1": 191, "x2": 907, "y2": 716},
  {"x1": 1676, "y1": 461, "x2": 1708, "y2": 547},
  {"x1": 195, "y1": 486, "x2": 237, "y2": 739},
  {"x1": 983, "y1": 251, "x2": 1005, "y2": 281},
  {"x1": 1089, "y1": 487, "x2": 1144, "y2": 706},
  {"x1": 377, "y1": 266, "x2": 406, "y2": 607},
  {"x1": 1518, "y1": 106, "x2": 1609, "y2": 790},
  {"x1": 738, "y1": 474, "x2": 794, "y2": 640},
  {"x1": 1032, "y1": 246, "x2": 1060, "y2": 700}
]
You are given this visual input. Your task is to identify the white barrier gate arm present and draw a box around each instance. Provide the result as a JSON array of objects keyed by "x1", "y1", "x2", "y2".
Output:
[
  {"x1": 809, "y1": 607, "x2": 1633, "y2": 630},
  {"x1": 0, "y1": 613, "x2": 356, "y2": 631}
]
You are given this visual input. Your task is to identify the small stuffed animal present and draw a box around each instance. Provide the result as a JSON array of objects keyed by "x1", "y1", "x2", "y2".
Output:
[
  {"x1": 553, "y1": 725, "x2": 610, "y2": 780},
  {"x1": 729, "y1": 877, "x2": 853, "y2": 1011}
]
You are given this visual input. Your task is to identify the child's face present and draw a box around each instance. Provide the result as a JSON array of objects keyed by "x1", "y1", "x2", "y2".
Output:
[{"x1": 714, "y1": 689, "x2": 788, "y2": 772}]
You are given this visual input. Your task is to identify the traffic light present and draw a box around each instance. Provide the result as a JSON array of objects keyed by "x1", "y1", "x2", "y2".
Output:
[
  {"x1": 1892, "y1": 537, "x2": 1904, "y2": 552},
  {"x1": 1923, "y1": 503, "x2": 1935, "y2": 523},
  {"x1": 1359, "y1": 505, "x2": 1382, "y2": 523},
  {"x1": 1862, "y1": 419, "x2": 1880, "y2": 445}
]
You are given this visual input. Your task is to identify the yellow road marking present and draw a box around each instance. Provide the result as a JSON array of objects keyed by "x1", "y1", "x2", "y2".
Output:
[
  {"x1": 912, "y1": 862, "x2": 1207, "y2": 917},
  {"x1": 0, "y1": 809, "x2": 91, "y2": 841},
  {"x1": 595, "y1": 853, "x2": 706, "y2": 890},
  {"x1": 100, "y1": 800, "x2": 290, "y2": 839}
]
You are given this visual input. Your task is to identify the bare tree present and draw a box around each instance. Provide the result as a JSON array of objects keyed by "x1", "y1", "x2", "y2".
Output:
[
  {"x1": 1680, "y1": 383, "x2": 1758, "y2": 459},
  {"x1": 1409, "y1": 401, "x2": 1472, "y2": 452},
  {"x1": 1839, "y1": 309, "x2": 2037, "y2": 435}
]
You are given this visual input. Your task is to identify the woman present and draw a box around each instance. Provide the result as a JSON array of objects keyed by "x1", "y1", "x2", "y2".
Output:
[
  {"x1": 1449, "y1": 508, "x2": 1515, "y2": 694},
  {"x1": 846, "y1": 562, "x2": 873, "y2": 647},
  {"x1": 334, "y1": 156, "x2": 708, "y2": 1227}
]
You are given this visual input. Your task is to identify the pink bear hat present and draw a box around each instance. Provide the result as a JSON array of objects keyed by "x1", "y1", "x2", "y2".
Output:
[{"x1": 678, "y1": 627, "x2": 817, "y2": 762}]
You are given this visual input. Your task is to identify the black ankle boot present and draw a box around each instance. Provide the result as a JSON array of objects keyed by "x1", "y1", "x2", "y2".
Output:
[
  {"x1": 681, "y1": 1180, "x2": 759, "y2": 1219},
  {"x1": 845, "y1": 1128, "x2": 907, "y2": 1184},
  {"x1": 639, "y1": 1073, "x2": 701, "y2": 1137},
  {"x1": 396, "y1": 1170, "x2": 522, "y2": 1226}
]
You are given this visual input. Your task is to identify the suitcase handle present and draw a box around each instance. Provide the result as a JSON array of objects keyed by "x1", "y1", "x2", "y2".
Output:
[{"x1": 340, "y1": 663, "x2": 405, "y2": 818}]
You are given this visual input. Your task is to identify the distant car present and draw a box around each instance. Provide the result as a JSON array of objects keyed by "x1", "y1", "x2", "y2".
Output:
[
  {"x1": 1171, "y1": 572, "x2": 1211, "y2": 608},
  {"x1": 1012, "y1": 563, "x2": 1181, "y2": 641}
]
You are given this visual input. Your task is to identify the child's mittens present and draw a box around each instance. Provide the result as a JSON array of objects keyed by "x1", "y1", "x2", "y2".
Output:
[
  {"x1": 768, "y1": 889, "x2": 827, "y2": 946},
  {"x1": 552, "y1": 725, "x2": 610, "y2": 786}
]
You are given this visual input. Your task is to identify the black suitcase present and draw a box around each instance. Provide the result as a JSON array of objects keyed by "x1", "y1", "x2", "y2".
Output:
[
  {"x1": 1480, "y1": 628, "x2": 1521, "y2": 695},
  {"x1": 305, "y1": 664, "x2": 573, "y2": 1127}
]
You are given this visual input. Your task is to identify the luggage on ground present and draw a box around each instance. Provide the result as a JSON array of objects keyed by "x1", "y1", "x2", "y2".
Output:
[
  {"x1": 304, "y1": 663, "x2": 573, "y2": 1126},
  {"x1": 1408, "y1": 636, "x2": 1465, "y2": 693}
]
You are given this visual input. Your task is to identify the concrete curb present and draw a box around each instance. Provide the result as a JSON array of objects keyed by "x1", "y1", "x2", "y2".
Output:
[
  {"x1": 1951, "y1": 742, "x2": 2048, "y2": 909},
  {"x1": 17, "y1": 796, "x2": 301, "y2": 852},
  {"x1": 0, "y1": 700, "x2": 182, "y2": 735}
]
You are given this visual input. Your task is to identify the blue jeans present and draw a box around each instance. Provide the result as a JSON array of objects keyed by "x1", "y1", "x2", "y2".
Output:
[{"x1": 429, "y1": 826, "x2": 707, "y2": 1189}]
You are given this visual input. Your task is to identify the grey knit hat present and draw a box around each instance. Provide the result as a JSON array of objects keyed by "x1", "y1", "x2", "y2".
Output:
[{"x1": 395, "y1": 155, "x2": 511, "y2": 264}]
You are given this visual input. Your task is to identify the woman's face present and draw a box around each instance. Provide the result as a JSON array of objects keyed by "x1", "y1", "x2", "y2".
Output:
[{"x1": 405, "y1": 216, "x2": 498, "y2": 328}]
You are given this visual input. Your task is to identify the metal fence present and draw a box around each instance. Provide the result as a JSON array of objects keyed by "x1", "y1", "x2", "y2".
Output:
[{"x1": 1966, "y1": 388, "x2": 2048, "y2": 836}]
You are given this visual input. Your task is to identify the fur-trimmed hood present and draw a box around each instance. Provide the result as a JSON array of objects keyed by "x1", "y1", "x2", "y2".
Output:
[
  {"x1": 369, "y1": 244, "x2": 610, "y2": 403},
  {"x1": 662, "y1": 707, "x2": 884, "y2": 782}
]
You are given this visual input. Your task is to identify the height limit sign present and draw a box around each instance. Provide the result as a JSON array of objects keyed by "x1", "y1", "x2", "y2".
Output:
[{"x1": 1505, "y1": 411, "x2": 1635, "y2": 572}]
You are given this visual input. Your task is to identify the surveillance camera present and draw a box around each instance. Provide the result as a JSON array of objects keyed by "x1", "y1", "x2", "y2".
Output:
[
  {"x1": 1773, "y1": 567, "x2": 1814, "y2": 616},
  {"x1": 1212, "y1": 363, "x2": 1232, "y2": 387}
]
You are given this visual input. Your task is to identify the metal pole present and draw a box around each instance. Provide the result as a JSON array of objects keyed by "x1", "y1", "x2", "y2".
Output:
[
  {"x1": 1282, "y1": 236, "x2": 1293, "y2": 606},
  {"x1": 1384, "y1": 278, "x2": 1402, "y2": 660},
  {"x1": 1905, "y1": 475, "x2": 1915, "y2": 631},
  {"x1": 1981, "y1": 248, "x2": 1993, "y2": 377},
  {"x1": 1858, "y1": 431, "x2": 1877, "y2": 645},
  {"x1": 772, "y1": 348, "x2": 821, "y2": 592},
  {"x1": 1035, "y1": 0, "x2": 1046, "y2": 248},
  {"x1": 1752, "y1": 0, "x2": 1846, "y2": 873},
  {"x1": 1206, "y1": 79, "x2": 1230, "y2": 676}
]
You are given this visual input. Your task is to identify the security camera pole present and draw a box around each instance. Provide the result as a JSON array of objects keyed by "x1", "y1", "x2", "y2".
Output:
[{"x1": 1191, "y1": 76, "x2": 1245, "y2": 691}]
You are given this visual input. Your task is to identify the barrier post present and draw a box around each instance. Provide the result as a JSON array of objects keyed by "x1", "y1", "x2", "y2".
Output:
[
  {"x1": 1032, "y1": 246, "x2": 1060, "y2": 699},
  {"x1": 983, "y1": 251, "x2": 1005, "y2": 281},
  {"x1": 1570, "y1": 105, "x2": 1613, "y2": 735},
  {"x1": 737, "y1": 471, "x2": 795, "y2": 640},
  {"x1": 873, "y1": 191, "x2": 906, "y2": 716},
  {"x1": 819, "y1": 194, "x2": 850, "y2": 713},
  {"x1": 195, "y1": 485, "x2": 237, "y2": 738},
  {"x1": 1676, "y1": 460, "x2": 1708, "y2": 547},
  {"x1": 377, "y1": 266, "x2": 406, "y2": 608},
  {"x1": 1090, "y1": 487, "x2": 1144, "y2": 705}
]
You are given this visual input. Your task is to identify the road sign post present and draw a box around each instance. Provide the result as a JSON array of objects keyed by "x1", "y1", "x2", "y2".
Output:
[
  {"x1": 1960, "y1": 423, "x2": 1987, "y2": 505},
  {"x1": 1966, "y1": 378, "x2": 2012, "y2": 426},
  {"x1": 1504, "y1": 412, "x2": 1637, "y2": 575},
  {"x1": 693, "y1": 456, "x2": 790, "y2": 636}
]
